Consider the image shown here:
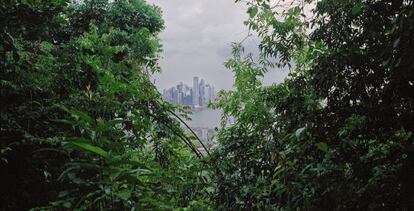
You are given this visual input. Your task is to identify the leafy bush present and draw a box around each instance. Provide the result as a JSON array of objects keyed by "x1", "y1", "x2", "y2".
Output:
[
  {"x1": 213, "y1": 0, "x2": 414, "y2": 210},
  {"x1": 1, "y1": 0, "x2": 211, "y2": 210}
]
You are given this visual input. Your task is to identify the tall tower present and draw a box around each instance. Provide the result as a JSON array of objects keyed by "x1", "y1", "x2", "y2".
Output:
[
  {"x1": 205, "y1": 84, "x2": 211, "y2": 104},
  {"x1": 199, "y1": 79, "x2": 205, "y2": 106},
  {"x1": 193, "y1": 77, "x2": 199, "y2": 106},
  {"x1": 177, "y1": 82, "x2": 184, "y2": 104}
]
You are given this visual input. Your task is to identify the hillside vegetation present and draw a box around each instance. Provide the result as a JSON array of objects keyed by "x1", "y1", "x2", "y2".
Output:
[{"x1": 1, "y1": 0, "x2": 413, "y2": 210}]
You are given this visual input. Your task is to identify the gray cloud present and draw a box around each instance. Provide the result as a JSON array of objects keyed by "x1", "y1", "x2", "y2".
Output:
[{"x1": 147, "y1": 0, "x2": 288, "y2": 91}]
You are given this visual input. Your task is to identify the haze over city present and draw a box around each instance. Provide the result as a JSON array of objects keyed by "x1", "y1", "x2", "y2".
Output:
[{"x1": 147, "y1": 0, "x2": 289, "y2": 91}]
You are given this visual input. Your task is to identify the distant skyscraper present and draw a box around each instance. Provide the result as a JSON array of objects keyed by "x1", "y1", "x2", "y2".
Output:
[
  {"x1": 205, "y1": 84, "x2": 211, "y2": 104},
  {"x1": 177, "y1": 92, "x2": 183, "y2": 104},
  {"x1": 193, "y1": 77, "x2": 199, "y2": 106},
  {"x1": 162, "y1": 76, "x2": 216, "y2": 108},
  {"x1": 171, "y1": 87, "x2": 178, "y2": 104},
  {"x1": 210, "y1": 86, "x2": 215, "y2": 103},
  {"x1": 199, "y1": 79, "x2": 205, "y2": 106}
]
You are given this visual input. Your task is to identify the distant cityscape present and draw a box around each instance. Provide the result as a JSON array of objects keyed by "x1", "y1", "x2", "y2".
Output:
[
  {"x1": 162, "y1": 77, "x2": 219, "y2": 151},
  {"x1": 162, "y1": 76, "x2": 216, "y2": 108}
]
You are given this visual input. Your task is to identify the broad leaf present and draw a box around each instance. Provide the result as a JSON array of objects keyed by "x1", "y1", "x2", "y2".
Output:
[
  {"x1": 315, "y1": 142, "x2": 329, "y2": 153},
  {"x1": 71, "y1": 142, "x2": 108, "y2": 157}
]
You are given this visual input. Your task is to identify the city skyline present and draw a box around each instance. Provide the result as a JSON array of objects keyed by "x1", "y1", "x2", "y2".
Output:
[
  {"x1": 163, "y1": 76, "x2": 216, "y2": 108},
  {"x1": 147, "y1": 0, "x2": 289, "y2": 91}
]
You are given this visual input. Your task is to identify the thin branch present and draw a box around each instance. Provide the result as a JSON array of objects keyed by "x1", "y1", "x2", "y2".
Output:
[
  {"x1": 168, "y1": 110, "x2": 211, "y2": 157},
  {"x1": 153, "y1": 113, "x2": 204, "y2": 159}
]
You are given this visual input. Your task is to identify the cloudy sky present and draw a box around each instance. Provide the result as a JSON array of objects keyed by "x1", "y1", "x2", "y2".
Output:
[{"x1": 147, "y1": 0, "x2": 289, "y2": 91}]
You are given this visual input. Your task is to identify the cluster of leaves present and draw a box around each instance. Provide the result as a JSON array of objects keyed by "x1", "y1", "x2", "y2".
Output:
[
  {"x1": 213, "y1": 0, "x2": 414, "y2": 210},
  {"x1": 1, "y1": 0, "x2": 211, "y2": 210}
]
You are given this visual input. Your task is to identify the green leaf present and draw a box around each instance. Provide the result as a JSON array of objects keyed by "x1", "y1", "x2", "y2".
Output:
[
  {"x1": 96, "y1": 119, "x2": 124, "y2": 132},
  {"x1": 351, "y1": 3, "x2": 363, "y2": 15},
  {"x1": 295, "y1": 127, "x2": 306, "y2": 138},
  {"x1": 115, "y1": 173, "x2": 143, "y2": 185},
  {"x1": 52, "y1": 119, "x2": 76, "y2": 126},
  {"x1": 71, "y1": 142, "x2": 108, "y2": 157},
  {"x1": 54, "y1": 105, "x2": 93, "y2": 124},
  {"x1": 118, "y1": 190, "x2": 131, "y2": 200},
  {"x1": 247, "y1": 6, "x2": 258, "y2": 18},
  {"x1": 62, "y1": 201, "x2": 72, "y2": 209},
  {"x1": 393, "y1": 37, "x2": 400, "y2": 48},
  {"x1": 315, "y1": 142, "x2": 329, "y2": 153},
  {"x1": 58, "y1": 191, "x2": 69, "y2": 198},
  {"x1": 71, "y1": 110, "x2": 94, "y2": 124},
  {"x1": 288, "y1": 6, "x2": 301, "y2": 16}
]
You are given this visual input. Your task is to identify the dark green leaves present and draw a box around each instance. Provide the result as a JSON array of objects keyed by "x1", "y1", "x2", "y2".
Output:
[
  {"x1": 351, "y1": 3, "x2": 363, "y2": 15},
  {"x1": 315, "y1": 142, "x2": 329, "y2": 153},
  {"x1": 215, "y1": 0, "x2": 414, "y2": 210},
  {"x1": 1, "y1": 0, "x2": 211, "y2": 210},
  {"x1": 247, "y1": 6, "x2": 258, "y2": 18}
]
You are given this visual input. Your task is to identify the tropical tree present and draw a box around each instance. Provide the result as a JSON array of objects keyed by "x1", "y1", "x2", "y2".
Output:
[
  {"x1": 1, "y1": 0, "x2": 211, "y2": 210},
  {"x1": 213, "y1": 0, "x2": 414, "y2": 210}
]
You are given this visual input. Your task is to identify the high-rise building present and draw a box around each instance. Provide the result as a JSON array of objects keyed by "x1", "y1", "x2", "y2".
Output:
[
  {"x1": 205, "y1": 84, "x2": 211, "y2": 104},
  {"x1": 162, "y1": 76, "x2": 216, "y2": 107},
  {"x1": 177, "y1": 92, "x2": 183, "y2": 104},
  {"x1": 199, "y1": 79, "x2": 205, "y2": 106},
  {"x1": 193, "y1": 77, "x2": 199, "y2": 106},
  {"x1": 171, "y1": 87, "x2": 178, "y2": 104}
]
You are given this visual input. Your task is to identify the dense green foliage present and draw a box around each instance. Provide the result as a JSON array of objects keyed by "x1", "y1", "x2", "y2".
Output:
[
  {"x1": 213, "y1": 0, "x2": 414, "y2": 210},
  {"x1": 2, "y1": 0, "x2": 414, "y2": 210},
  {"x1": 1, "y1": 0, "x2": 211, "y2": 210}
]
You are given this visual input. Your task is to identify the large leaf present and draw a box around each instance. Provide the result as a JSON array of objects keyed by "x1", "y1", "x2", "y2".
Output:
[
  {"x1": 71, "y1": 142, "x2": 108, "y2": 157},
  {"x1": 247, "y1": 6, "x2": 258, "y2": 18},
  {"x1": 295, "y1": 127, "x2": 306, "y2": 138},
  {"x1": 96, "y1": 119, "x2": 124, "y2": 132},
  {"x1": 71, "y1": 110, "x2": 94, "y2": 125},
  {"x1": 351, "y1": 3, "x2": 363, "y2": 15},
  {"x1": 55, "y1": 104, "x2": 93, "y2": 124},
  {"x1": 315, "y1": 142, "x2": 329, "y2": 153}
]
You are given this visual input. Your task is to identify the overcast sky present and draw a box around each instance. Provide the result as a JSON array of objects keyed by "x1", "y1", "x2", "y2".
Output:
[{"x1": 147, "y1": 0, "x2": 289, "y2": 91}]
